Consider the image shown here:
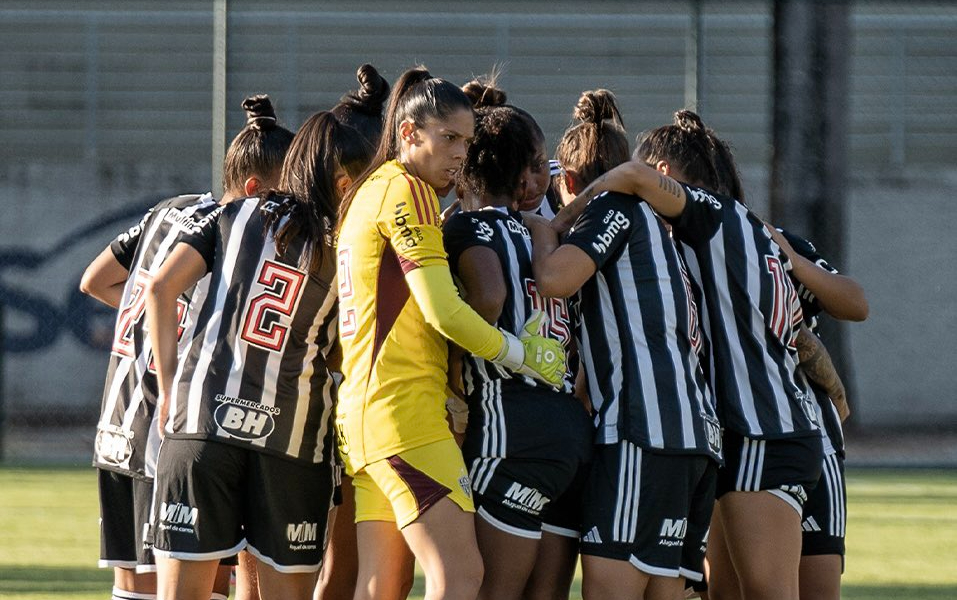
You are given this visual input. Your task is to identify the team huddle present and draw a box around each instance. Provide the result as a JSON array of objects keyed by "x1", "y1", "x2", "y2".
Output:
[{"x1": 81, "y1": 63, "x2": 867, "y2": 600}]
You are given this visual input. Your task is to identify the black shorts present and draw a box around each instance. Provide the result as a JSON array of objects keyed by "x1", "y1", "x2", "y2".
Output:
[
  {"x1": 151, "y1": 438, "x2": 334, "y2": 573},
  {"x1": 802, "y1": 452, "x2": 846, "y2": 559},
  {"x1": 464, "y1": 383, "x2": 592, "y2": 539},
  {"x1": 541, "y1": 462, "x2": 589, "y2": 539},
  {"x1": 580, "y1": 442, "x2": 717, "y2": 582},
  {"x1": 98, "y1": 468, "x2": 154, "y2": 570},
  {"x1": 717, "y1": 430, "x2": 823, "y2": 514}
]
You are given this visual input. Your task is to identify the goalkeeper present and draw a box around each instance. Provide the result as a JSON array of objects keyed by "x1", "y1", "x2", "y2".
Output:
[{"x1": 334, "y1": 66, "x2": 567, "y2": 600}]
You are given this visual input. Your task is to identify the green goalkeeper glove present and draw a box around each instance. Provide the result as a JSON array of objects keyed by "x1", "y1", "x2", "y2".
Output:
[{"x1": 492, "y1": 311, "x2": 567, "y2": 388}]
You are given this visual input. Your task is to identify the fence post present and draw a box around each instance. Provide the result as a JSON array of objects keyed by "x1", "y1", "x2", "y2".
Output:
[{"x1": 0, "y1": 303, "x2": 5, "y2": 462}]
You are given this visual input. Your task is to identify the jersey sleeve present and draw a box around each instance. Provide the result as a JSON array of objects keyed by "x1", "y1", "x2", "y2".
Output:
[
  {"x1": 109, "y1": 206, "x2": 155, "y2": 270},
  {"x1": 378, "y1": 174, "x2": 449, "y2": 273},
  {"x1": 442, "y1": 213, "x2": 497, "y2": 274},
  {"x1": 670, "y1": 183, "x2": 724, "y2": 244},
  {"x1": 564, "y1": 192, "x2": 634, "y2": 270},
  {"x1": 177, "y1": 204, "x2": 225, "y2": 273}
]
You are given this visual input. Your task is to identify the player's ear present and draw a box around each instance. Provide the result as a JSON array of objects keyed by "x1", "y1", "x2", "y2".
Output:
[
  {"x1": 655, "y1": 160, "x2": 670, "y2": 177},
  {"x1": 563, "y1": 170, "x2": 582, "y2": 195},
  {"x1": 243, "y1": 176, "x2": 263, "y2": 197},
  {"x1": 399, "y1": 119, "x2": 420, "y2": 146},
  {"x1": 335, "y1": 174, "x2": 353, "y2": 198}
]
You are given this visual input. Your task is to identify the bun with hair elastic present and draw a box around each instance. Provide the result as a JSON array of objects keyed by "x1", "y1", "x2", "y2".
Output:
[
  {"x1": 574, "y1": 89, "x2": 624, "y2": 127},
  {"x1": 340, "y1": 63, "x2": 390, "y2": 115},
  {"x1": 674, "y1": 109, "x2": 706, "y2": 134},
  {"x1": 462, "y1": 78, "x2": 507, "y2": 109},
  {"x1": 242, "y1": 94, "x2": 278, "y2": 130}
]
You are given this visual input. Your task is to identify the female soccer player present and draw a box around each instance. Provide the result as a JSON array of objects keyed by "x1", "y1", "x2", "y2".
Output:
[
  {"x1": 335, "y1": 65, "x2": 566, "y2": 600},
  {"x1": 528, "y1": 91, "x2": 721, "y2": 600},
  {"x1": 552, "y1": 110, "x2": 831, "y2": 600},
  {"x1": 442, "y1": 102, "x2": 592, "y2": 600},
  {"x1": 80, "y1": 95, "x2": 292, "y2": 600},
  {"x1": 145, "y1": 110, "x2": 372, "y2": 600}
]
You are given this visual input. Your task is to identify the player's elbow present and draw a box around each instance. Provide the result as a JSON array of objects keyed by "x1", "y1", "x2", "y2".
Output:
[
  {"x1": 78, "y1": 268, "x2": 97, "y2": 297},
  {"x1": 535, "y1": 271, "x2": 575, "y2": 299}
]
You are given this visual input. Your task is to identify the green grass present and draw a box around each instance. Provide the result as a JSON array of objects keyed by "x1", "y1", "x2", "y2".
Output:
[{"x1": 0, "y1": 467, "x2": 955, "y2": 599}]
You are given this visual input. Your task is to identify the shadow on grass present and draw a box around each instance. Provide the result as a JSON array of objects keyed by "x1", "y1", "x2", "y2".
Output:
[
  {"x1": 844, "y1": 584, "x2": 957, "y2": 600},
  {"x1": 0, "y1": 566, "x2": 112, "y2": 594}
]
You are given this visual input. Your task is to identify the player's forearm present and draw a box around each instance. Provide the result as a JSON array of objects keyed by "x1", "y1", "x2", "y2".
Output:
[
  {"x1": 795, "y1": 326, "x2": 849, "y2": 421},
  {"x1": 790, "y1": 256, "x2": 869, "y2": 321},
  {"x1": 406, "y1": 265, "x2": 505, "y2": 361},
  {"x1": 79, "y1": 247, "x2": 129, "y2": 309},
  {"x1": 527, "y1": 217, "x2": 565, "y2": 297},
  {"x1": 145, "y1": 280, "x2": 182, "y2": 398}
]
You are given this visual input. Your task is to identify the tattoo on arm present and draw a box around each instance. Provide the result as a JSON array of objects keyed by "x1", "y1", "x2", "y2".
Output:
[
  {"x1": 657, "y1": 174, "x2": 683, "y2": 200},
  {"x1": 795, "y1": 326, "x2": 849, "y2": 420}
]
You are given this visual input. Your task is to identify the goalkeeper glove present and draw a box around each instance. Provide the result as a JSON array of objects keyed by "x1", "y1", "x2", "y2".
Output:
[
  {"x1": 492, "y1": 311, "x2": 566, "y2": 388},
  {"x1": 445, "y1": 390, "x2": 469, "y2": 434}
]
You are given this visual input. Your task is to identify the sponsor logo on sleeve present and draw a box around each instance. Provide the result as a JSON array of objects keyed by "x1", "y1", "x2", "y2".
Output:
[
  {"x1": 688, "y1": 188, "x2": 721, "y2": 210},
  {"x1": 394, "y1": 202, "x2": 424, "y2": 250},
  {"x1": 213, "y1": 394, "x2": 279, "y2": 441}
]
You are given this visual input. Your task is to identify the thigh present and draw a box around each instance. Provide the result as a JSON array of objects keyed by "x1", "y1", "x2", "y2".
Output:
[
  {"x1": 524, "y1": 531, "x2": 579, "y2": 600},
  {"x1": 353, "y1": 521, "x2": 415, "y2": 600},
  {"x1": 151, "y1": 439, "x2": 246, "y2": 560},
  {"x1": 244, "y1": 452, "x2": 334, "y2": 574},
  {"x1": 474, "y1": 514, "x2": 540, "y2": 600}
]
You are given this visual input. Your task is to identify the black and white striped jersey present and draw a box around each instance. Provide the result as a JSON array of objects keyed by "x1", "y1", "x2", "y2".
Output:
[
  {"x1": 94, "y1": 193, "x2": 218, "y2": 480},
  {"x1": 780, "y1": 229, "x2": 845, "y2": 456},
  {"x1": 564, "y1": 191, "x2": 721, "y2": 459},
  {"x1": 167, "y1": 196, "x2": 338, "y2": 465},
  {"x1": 444, "y1": 207, "x2": 575, "y2": 395},
  {"x1": 670, "y1": 184, "x2": 819, "y2": 440}
]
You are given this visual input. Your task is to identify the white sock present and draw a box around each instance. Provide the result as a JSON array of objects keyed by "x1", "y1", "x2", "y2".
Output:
[
  {"x1": 111, "y1": 587, "x2": 157, "y2": 600},
  {"x1": 210, "y1": 594, "x2": 229, "y2": 600}
]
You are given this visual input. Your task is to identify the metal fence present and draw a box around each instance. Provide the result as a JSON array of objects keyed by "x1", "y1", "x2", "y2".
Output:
[{"x1": 2, "y1": 1, "x2": 956, "y2": 462}]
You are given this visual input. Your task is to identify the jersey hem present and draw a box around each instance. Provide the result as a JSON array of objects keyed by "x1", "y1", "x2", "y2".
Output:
[{"x1": 162, "y1": 433, "x2": 328, "y2": 466}]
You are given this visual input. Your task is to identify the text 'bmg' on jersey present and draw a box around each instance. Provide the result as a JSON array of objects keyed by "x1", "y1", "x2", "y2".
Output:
[
  {"x1": 168, "y1": 196, "x2": 337, "y2": 465},
  {"x1": 670, "y1": 184, "x2": 818, "y2": 440},
  {"x1": 94, "y1": 193, "x2": 218, "y2": 480},
  {"x1": 564, "y1": 192, "x2": 721, "y2": 460}
]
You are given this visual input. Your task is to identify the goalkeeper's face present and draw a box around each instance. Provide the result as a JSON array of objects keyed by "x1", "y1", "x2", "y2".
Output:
[{"x1": 399, "y1": 109, "x2": 475, "y2": 191}]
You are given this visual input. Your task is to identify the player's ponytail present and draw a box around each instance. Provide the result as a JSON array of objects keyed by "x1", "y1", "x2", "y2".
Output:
[
  {"x1": 266, "y1": 111, "x2": 373, "y2": 275},
  {"x1": 337, "y1": 65, "x2": 473, "y2": 231},
  {"x1": 332, "y1": 63, "x2": 390, "y2": 147},
  {"x1": 223, "y1": 94, "x2": 295, "y2": 194},
  {"x1": 634, "y1": 109, "x2": 741, "y2": 201},
  {"x1": 557, "y1": 89, "x2": 630, "y2": 188},
  {"x1": 462, "y1": 71, "x2": 508, "y2": 109}
]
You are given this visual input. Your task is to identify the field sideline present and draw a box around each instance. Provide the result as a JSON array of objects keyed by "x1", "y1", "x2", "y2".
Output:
[{"x1": 0, "y1": 467, "x2": 955, "y2": 599}]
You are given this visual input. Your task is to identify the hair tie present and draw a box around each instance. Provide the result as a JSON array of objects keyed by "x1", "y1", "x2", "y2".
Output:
[{"x1": 247, "y1": 115, "x2": 277, "y2": 125}]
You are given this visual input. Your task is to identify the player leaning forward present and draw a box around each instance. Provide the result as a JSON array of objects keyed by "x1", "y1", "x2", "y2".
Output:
[
  {"x1": 334, "y1": 66, "x2": 567, "y2": 600},
  {"x1": 144, "y1": 110, "x2": 372, "y2": 600}
]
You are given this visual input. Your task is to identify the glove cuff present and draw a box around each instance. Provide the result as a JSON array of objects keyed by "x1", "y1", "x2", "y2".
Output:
[{"x1": 493, "y1": 330, "x2": 524, "y2": 371}]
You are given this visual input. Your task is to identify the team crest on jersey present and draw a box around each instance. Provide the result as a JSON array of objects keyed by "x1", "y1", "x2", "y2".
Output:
[
  {"x1": 94, "y1": 425, "x2": 134, "y2": 467},
  {"x1": 213, "y1": 394, "x2": 280, "y2": 441}
]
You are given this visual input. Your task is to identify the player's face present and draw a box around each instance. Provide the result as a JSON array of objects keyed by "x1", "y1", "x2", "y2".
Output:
[
  {"x1": 516, "y1": 139, "x2": 550, "y2": 212},
  {"x1": 400, "y1": 108, "x2": 475, "y2": 191}
]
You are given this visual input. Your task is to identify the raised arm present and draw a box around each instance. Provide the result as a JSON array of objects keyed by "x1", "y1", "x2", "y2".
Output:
[
  {"x1": 525, "y1": 213, "x2": 596, "y2": 299},
  {"x1": 551, "y1": 160, "x2": 688, "y2": 233},
  {"x1": 769, "y1": 227, "x2": 869, "y2": 322}
]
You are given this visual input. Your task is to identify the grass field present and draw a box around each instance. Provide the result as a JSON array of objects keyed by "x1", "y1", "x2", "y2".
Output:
[{"x1": 0, "y1": 467, "x2": 955, "y2": 599}]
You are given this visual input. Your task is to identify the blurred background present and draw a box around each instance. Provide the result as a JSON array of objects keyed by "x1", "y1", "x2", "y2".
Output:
[{"x1": 1, "y1": 0, "x2": 955, "y2": 465}]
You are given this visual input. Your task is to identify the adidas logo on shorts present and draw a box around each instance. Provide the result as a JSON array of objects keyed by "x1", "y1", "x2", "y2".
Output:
[
  {"x1": 582, "y1": 526, "x2": 603, "y2": 544},
  {"x1": 802, "y1": 516, "x2": 822, "y2": 532}
]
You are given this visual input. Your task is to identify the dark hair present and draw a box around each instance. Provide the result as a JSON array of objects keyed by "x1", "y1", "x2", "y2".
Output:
[
  {"x1": 338, "y1": 66, "x2": 474, "y2": 229},
  {"x1": 458, "y1": 105, "x2": 538, "y2": 206},
  {"x1": 556, "y1": 89, "x2": 630, "y2": 187},
  {"x1": 462, "y1": 75, "x2": 507, "y2": 109},
  {"x1": 331, "y1": 63, "x2": 390, "y2": 147},
  {"x1": 222, "y1": 95, "x2": 295, "y2": 193},
  {"x1": 634, "y1": 109, "x2": 744, "y2": 201},
  {"x1": 264, "y1": 111, "x2": 374, "y2": 274}
]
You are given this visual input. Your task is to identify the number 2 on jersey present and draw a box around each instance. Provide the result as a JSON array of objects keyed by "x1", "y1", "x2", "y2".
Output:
[{"x1": 240, "y1": 260, "x2": 307, "y2": 353}]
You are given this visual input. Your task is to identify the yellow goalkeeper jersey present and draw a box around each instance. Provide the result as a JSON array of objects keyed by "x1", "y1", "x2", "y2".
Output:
[{"x1": 335, "y1": 160, "x2": 455, "y2": 471}]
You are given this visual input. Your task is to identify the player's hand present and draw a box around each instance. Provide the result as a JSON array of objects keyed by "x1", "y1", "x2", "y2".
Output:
[
  {"x1": 493, "y1": 311, "x2": 566, "y2": 388},
  {"x1": 156, "y1": 392, "x2": 171, "y2": 440}
]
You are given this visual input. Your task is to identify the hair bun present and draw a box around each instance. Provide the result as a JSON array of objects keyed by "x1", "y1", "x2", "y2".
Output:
[
  {"x1": 674, "y1": 110, "x2": 706, "y2": 134},
  {"x1": 242, "y1": 94, "x2": 278, "y2": 130},
  {"x1": 462, "y1": 77, "x2": 507, "y2": 109},
  {"x1": 574, "y1": 89, "x2": 624, "y2": 128},
  {"x1": 348, "y1": 63, "x2": 390, "y2": 114}
]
